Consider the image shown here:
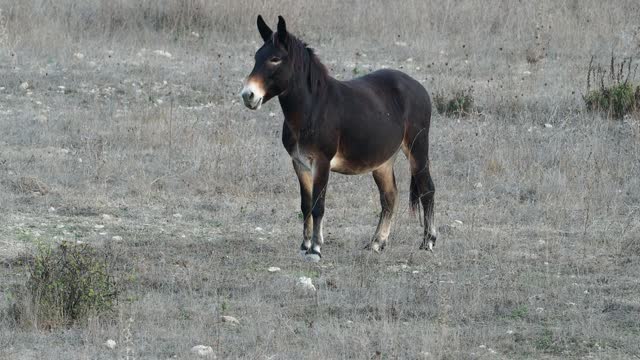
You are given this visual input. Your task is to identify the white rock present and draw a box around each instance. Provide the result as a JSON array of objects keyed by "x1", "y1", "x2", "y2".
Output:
[
  {"x1": 48, "y1": 207, "x2": 56, "y2": 212},
  {"x1": 153, "y1": 50, "x2": 173, "y2": 58},
  {"x1": 536, "y1": 307, "x2": 544, "y2": 313},
  {"x1": 474, "y1": 182, "x2": 483, "y2": 189},
  {"x1": 99, "y1": 232, "x2": 107, "y2": 236},
  {"x1": 190, "y1": 345, "x2": 215, "y2": 357},
  {"x1": 544, "y1": 123, "x2": 553, "y2": 128},
  {"x1": 406, "y1": 57, "x2": 414, "y2": 62},
  {"x1": 73, "y1": 52, "x2": 85, "y2": 60},
  {"x1": 111, "y1": 236, "x2": 123, "y2": 241},
  {"x1": 221, "y1": 315, "x2": 240, "y2": 325},
  {"x1": 173, "y1": 213, "x2": 182, "y2": 218},
  {"x1": 523, "y1": 70, "x2": 531, "y2": 75},
  {"x1": 297, "y1": 276, "x2": 316, "y2": 291},
  {"x1": 56, "y1": 224, "x2": 65, "y2": 229},
  {"x1": 269, "y1": 112, "x2": 276, "y2": 117},
  {"x1": 255, "y1": 227, "x2": 263, "y2": 232},
  {"x1": 19, "y1": 82, "x2": 30, "y2": 90},
  {"x1": 267, "y1": 267, "x2": 281, "y2": 272},
  {"x1": 104, "y1": 339, "x2": 116, "y2": 349},
  {"x1": 101, "y1": 214, "x2": 113, "y2": 221},
  {"x1": 94, "y1": 224, "x2": 105, "y2": 229}
]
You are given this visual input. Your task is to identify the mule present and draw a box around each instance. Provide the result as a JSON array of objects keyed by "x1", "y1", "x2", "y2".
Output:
[{"x1": 241, "y1": 15, "x2": 436, "y2": 261}]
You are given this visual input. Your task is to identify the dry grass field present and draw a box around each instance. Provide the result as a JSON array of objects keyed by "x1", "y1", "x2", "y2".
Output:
[{"x1": 1, "y1": 1, "x2": 640, "y2": 359}]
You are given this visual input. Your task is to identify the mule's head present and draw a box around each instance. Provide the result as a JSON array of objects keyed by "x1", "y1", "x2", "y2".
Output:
[{"x1": 241, "y1": 15, "x2": 293, "y2": 110}]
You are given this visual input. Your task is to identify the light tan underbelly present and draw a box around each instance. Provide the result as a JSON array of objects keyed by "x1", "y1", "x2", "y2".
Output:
[{"x1": 291, "y1": 145, "x2": 390, "y2": 175}]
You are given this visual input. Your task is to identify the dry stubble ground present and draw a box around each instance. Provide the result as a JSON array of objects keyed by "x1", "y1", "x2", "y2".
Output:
[{"x1": 1, "y1": 5, "x2": 640, "y2": 360}]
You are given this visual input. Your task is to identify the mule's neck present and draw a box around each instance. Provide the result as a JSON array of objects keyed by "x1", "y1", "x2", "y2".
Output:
[
  {"x1": 278, "y1": 47, "x2": 330, "y2": 133},
  {"x1": 278, "y1": 82, "x2": 312, "y2": 116}
]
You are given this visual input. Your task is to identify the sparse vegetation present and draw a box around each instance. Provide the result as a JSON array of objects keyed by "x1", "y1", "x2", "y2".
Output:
[
  {"x1": 584, "y1": 55, "x2": 640, "y2": 118},
  {"x1": 510, "y1": 305, "x2": 529, "y2": 320},
  {"x1": 10, "y1": 241, "x2": 118, "y2": 329},
  {"x1": 433, "y1": 88, "x2": 475, "y2": 116}
]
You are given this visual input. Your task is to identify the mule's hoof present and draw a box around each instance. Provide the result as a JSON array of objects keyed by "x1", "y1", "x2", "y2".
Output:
[
  {"x1": 365, "y1": 241, "x2": 385, "y2": 253},
  {"x1": 304, "y1": 253, "x2": 321, "y2": 262},
  {"x1": 420, "y1": 240, "x2": 435, "y2": 252},
  {"x1": 299, "y1": 244, "x2": 311, "y2": 258}
]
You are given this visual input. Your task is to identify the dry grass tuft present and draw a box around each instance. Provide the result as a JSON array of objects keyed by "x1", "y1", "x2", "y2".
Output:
[{"x1": 10, "y1": 176, "x2": 49, "y2": 195}]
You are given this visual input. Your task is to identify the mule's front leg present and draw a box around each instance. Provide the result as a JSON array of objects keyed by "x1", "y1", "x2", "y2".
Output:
[
  {"x1": 292, "y1": 161, "x2": 313, "y2": 255},
  {"x1": 306, "y1": 157, "x2": 330, "y2": 261}
]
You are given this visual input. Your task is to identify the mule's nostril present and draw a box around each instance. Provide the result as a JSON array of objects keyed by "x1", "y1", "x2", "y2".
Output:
[{"x1": 242, "y1": 90, "x2": 254, "y2": 102}]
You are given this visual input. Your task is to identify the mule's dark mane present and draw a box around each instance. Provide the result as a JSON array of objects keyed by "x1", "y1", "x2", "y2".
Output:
[{"x1": 275, "y1": 32, "x2": 328, "y2": 94}]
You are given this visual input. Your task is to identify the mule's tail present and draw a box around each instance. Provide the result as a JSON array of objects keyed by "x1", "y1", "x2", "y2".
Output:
[{"x1": 409, "y1": 175, "x2": 423, "y2": 225}]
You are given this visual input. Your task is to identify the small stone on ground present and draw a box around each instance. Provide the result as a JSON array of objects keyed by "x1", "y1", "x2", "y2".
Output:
[
  {"x1": 221, "y1": 315, "x2": 240, "y2": 325},
  {"x1": 191, "y1": 345, "x2": 215, "y2": 357},
  {"x1": 104, "y1": 339, "x2": 116, "y2": 349}
]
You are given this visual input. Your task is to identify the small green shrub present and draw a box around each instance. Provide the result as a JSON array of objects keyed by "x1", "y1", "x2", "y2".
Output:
[
  {"x1": 584, "y1": 55, "x2": 640, "y2": 118},
  {"x1": 509, "y1": 305, "x2": 529, "y2": 320},
  {"x1": 12, "y1": 241, "x2": 118, "y2": 329},
  {"x1": 434, "y1": 88, "x2": 475, "y2": 117},
  {"x1": 535, "y1": 328, "x2": 561, "y2": 353}
]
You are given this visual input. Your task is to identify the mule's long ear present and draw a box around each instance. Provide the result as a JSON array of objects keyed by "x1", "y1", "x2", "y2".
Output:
[
  {"x1": 277, "y1": 15, "x2": 288, "y2": 44},
  {"x1": 257, "y1": 15, "x2": 273, "y2": 42}
]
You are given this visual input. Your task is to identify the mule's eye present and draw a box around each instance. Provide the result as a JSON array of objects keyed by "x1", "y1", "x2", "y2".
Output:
[{"x1": 270, "y1": 57, "x2": 282, "y2": 64}]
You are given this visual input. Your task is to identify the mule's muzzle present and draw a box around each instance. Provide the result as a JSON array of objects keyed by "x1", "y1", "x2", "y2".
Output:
[{"x1": 240, "y1": 84, "x2": 263, "y2": 110}]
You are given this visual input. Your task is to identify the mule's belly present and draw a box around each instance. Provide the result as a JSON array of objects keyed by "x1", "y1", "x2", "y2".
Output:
[
  {"x1": 330, "y1": 126, "x2": 404, "y2": 174},
  {"x1": 329, "y1": 151, "x2": 389, "y2": 175},
  {"x1": 289, "y1": 144, "x2": 394, "y2": 175}
]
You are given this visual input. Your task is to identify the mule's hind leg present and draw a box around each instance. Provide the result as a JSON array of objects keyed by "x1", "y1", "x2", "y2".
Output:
[
  {"x1": 404, "y1": 134, "x2": 437, "y2": 251},
  {"x1": 414, "y1": 161, "x2": 437, "y2": 250},
  {"x1": 367, "y1": 159, "x2": 398, "y2": 252}
]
